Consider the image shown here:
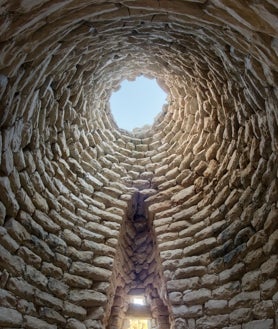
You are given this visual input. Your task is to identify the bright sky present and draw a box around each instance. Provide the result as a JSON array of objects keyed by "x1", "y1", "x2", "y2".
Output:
[{"x1": 109, "y1": 76, "x2": 167, "y2": 131}]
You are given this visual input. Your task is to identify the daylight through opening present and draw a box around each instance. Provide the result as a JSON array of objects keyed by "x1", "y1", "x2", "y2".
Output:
[{"x1": 109, "y1": 76, "x2": 167, "y2": 132}]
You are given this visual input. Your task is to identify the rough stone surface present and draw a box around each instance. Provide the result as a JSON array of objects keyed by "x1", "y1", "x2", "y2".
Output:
[{"x1": 0, "y1": 1, "x2": 277, "y2": 328}]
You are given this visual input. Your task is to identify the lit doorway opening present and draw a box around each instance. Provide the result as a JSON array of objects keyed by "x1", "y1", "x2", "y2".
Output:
[
  {"x1": 109, "y1": 76, "x2": 167, "y2": 132},
  {"x1": 122, "y1": 295, "x2": 152, "y2": 329}
]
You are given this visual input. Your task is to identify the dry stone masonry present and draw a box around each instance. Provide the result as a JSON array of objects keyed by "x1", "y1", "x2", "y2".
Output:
[{"x1": 0, "y1": 1, "x2": 277, "y2": 329}]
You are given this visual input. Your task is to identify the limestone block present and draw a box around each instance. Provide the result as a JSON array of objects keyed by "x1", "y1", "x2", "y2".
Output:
[
  {"x1": 0, "y1": 244, "x2": 24, "y2": 276},
  {"x1": 62, "y1": 229, "x2": 82, "y2": 248},
  {"x1": 0, "y1": 176, "x2": 19, "y2": 217},
  {"x1": 93, "y1": 256, "x2": 114, "y2": 270},
  {"x1": 264, "y1": 207, "x2": 278, "y2": 235},
  {"x1": 229, "y1": 308, "x2": 252, "y2": 325},
  {"x1": 63, "y1": 301, "x2": 87, "y2": 320},
  {"x1": 16, "y1": 188, "x2": 36, "y2": 214},
  {"x1": 70, "y1": 261, "x2": 111, "y2": 280},
  {"x1": 82, "y1": 240, "x2": 115, "y2": 257},
  {"x1": 241, "y1": 270, "x2": 261, "y2": 291},
  {"x1": 69, "y1": 289, "x2": 107, "y2": 306},
  {"x1": 5, "y1": 217, "x2": 30, "y2": 242},
  {"x1": 77, "y1": 227, "x2": 104, "y2": 243},
  {"x1": 67, "y1": 247, "x2": 95, "y2": 263},
  {"x1": 63, "y1": 273, "x2": 92, "y2": 289},
  {"x1": 0, "y1": 200, "x2": 6, "y2": 226},
  {"x1": 219, "y1": 262, "x2": 245, "y2": 284},
  {"x1": 244, "y1": 248, "x2": 265, "y2": 271},
  {"x1": 171, "y1": 185, "x2": 195, "y2": 204},
  {"x1": 183, "y1": 237, "x2": 216, "y2": 257},
  {"x1": 0, "y1": 307, "x2": 23, "y2": 327},
  {"x1": 24, "y1": 315, "x2": 57, "y2": 329},
  {"x1": 172, "y1": 304, "x2": 202, "y2": 318},
  {"x1": 66, "y1": 318, "x2": 87, "y2": 329},
  {"x1": 41, "y1": 262, "x2": 63, "y2": 279},
  {"x1": 183, "y1": 288, "x2": 211, "y2": 305},
  {"x1": 17, "y1": 298, "x2": 36, "y2": 315},
  {"x1": 263, "y1": 229, "x2": 278, "y2": 255},
  {"x1": 167, "y1": 277, "x2": 200, "y2": 293},
  {"x1": 35, "y1": 289, "x2": 63, "y2": 311},
  {"x1": 253, "y1": 300, "x2": 275, "y2": 318},
  {"x1": 0, "y1": 288, "x2": 17, "y2": 308},
  {"x1": 0, "y1": 227, "x2": 19, "y2": 252},
  {"x1": 25, "y1": 265, "x2": 48, "y2": 289},
  {"x1": 1, "y1": 148, "x2": 14, "y2": 176},
  {"x1": 168, "y1": 291, "x2": 183, "y2": 304},
  {"x1": 242, "y1": 319, "x2": 274, "y2": 329},
  {"x1": 39, "y1": 307, "x2": 66, "y2": 325},
  {"x1": 48, "y1": 277, "x2": 69, "y2": 299},
  {"x1": 196, "y1": 314, "x2": 229, "y2": 329},
  {"x1": 7, "y1": 277, "x2": 35, "y2": 300},
  {"x1": 260, "y1": 255, "x2": 278, "y2": 278},
  {"x1": 212, "y1": 281, "x2": 241, "y2": 299},
  {"x1": 229, "y1": 291, "x2": 260, "y2": 308},
  {"x1": 204, "y1": 299, "x2": 228, "y2": 315},
  {"x1": 33, "y1": 210, "x2": 60, "y2": 234},
  {"x1": 260, "y1": 279, "x2": 278, "y2": 299},
  {"x1": 175, "y1": 266, "x2": 207, "y2": 279}
]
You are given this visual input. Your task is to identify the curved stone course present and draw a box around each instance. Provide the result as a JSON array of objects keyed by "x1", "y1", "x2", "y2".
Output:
[{"x1": 0, "y1": 1, "x2": 277, "y2": 329}]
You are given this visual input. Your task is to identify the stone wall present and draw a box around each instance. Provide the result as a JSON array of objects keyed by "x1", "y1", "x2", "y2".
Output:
[{"x1": 0, "y1": 1, "x2": 277, "y2": 328}]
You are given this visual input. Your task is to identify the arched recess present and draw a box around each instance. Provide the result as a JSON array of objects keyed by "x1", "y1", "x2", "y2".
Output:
[{"x1": 104, "y1": 190, "x2": 172, "y2": 329}]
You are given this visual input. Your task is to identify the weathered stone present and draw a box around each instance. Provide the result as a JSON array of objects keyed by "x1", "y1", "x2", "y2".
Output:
[
  {"x1": 0, "y1": 1, "x2": 277, "y2": 328},
  {"x1": 183, "y1": 288, "x2": 211, "y2": 305},
  {"x1": 24, "y1": 315, "x2": 57, "y2": 329},
  {"x1": 69, "y1": 289, "x2": 107, "y2": 306},
  {"x1": 0, "y1": 307, "x2": 23, "y2": 327},
  {"x1": 196, "y1": 314, "x2": 229, "y2": 329},
  {"x1": 172, "y1": 304, "x2": 203, "y2": 318},
  {"x1": 242, "y1": 319, "x2": 274, "y2": 329}
]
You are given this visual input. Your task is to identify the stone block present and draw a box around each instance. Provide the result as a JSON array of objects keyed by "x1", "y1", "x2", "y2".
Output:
[
  {"x1": 172, "y1": 304, "x2": 203, "y2": 318},
  {"x1": 183, "y1": 288, "x2": 211, "y2": 305},
  {"x1": 41, "y1": 262, "x2": 63, "y2": 279},
  {"x1": 204, "y1": 299, "x2": 228, "y2": 315},
  {"x1": 70, "y1": 261, "x2": 111, "y2": 280},
  {"x1": 212, "y1": 281, "x2": 241, "y2": 299},
  {"x1": 196, "y1": 314, "x2": 229, "y2": 329},
  {"x1": 0, "y1": 244, "x2": 25, "y2": 276},
  {"x1": 24, "y1": 315, "x2": 57, "y2": 329},
  {"x1": 242, "y1": 319, "x2": 273, "y2": 329},
  {"x1": 25, "y1": 265, "x2": 48, "y2": 289},
  {"x1": 48, "y1": 277, "x2": 69, "y2": 299},
  {"x1": 219, "y1": 262, "x2": 245, "y2": 283},
  {"x1": 171, "y1": 185, "x2": 195, "y2": 204},
  {"x1": 229, "y1": 308, "x2": 252, "y2": 324},
  {"x1": 241, "y1": 270, "x2": 261, "y2": 291},
  {"x1": 63, "y1": 301, "x2": 87, "y2": 320},
  {"x1": 167, "y1": 277, "x2": 200, "y2": 292},
  {"x1": 252, "y1": 300, "x2": 275, "y2": 318},
  {"x1": 0, "y1": 176, "x2": 19, "y2": 217},
  {"x1": 183, "y1": 237, "x2": 216, "y2": 257},
  {"x1": 34, "y1": 289, "x2": 63, "y2": 311},
  {"x1": 69, "y1": 289, "x2": 107, "y2": 306},
  {"x1": 39, "y1": 307, "x2": 66, "y2": 324},
  {"x1": 229, "y1": 291, "x2": 260, "y2": 308},
  {"x1": 175, "y1": 266, "x2": 207, "y2": 279},
  {"x1": 169, "y1": 291, "x2": 183, "y2": 304},
  {"x1": 260, "y1": 278, "x2": 278, "y2": 299},
  {"x1": 66, "y1": 318, "x2": 86, "y2": 329},
  {"x1": 260, "y1": 255, "x2": 278, "y2": 278},
  {"x1": 0, "y1": 307, "x2": 23, "y2": 327},
  {"x1": 0, "y1": 288, "x2": 17, "y2": 307}
]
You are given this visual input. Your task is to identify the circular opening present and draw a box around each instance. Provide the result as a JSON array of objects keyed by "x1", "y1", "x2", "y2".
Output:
[{"x1": 109, "y1": 76, "x2": 167, "y2": 132}]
